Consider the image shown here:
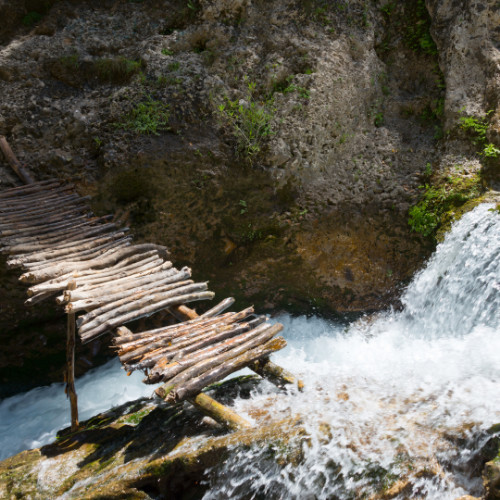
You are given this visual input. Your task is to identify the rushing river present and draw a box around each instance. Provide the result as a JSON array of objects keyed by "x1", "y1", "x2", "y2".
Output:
[
  {"x1": 0, "y1": 204, "x2": 499, "y2": 499},
  {"x1": 205, "y1": 203, "x2": 500, "y2": 499}
]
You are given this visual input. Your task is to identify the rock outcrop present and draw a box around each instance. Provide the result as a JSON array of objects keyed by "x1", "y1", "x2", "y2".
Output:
[{"x1": 0, "y1": 0, "x2": 498, "y2": 389}]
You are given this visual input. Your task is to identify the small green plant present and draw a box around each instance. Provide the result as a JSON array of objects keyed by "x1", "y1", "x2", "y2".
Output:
[
  {"x1": 22, "y1": 11, "x2": 43, "y2": 26},
  {"x1": 161, "y1": 48, "x2": 174, "y2": 56},
  {"x1": 374, "y1": 112, "x2": 384, "y2": 127},
  {"x1": 239, "y1": 200, "x2": 248, "y2": 214},
  {"x1": 459, "y1": 114, "x2": 489, "y2": 144},
  {"x1": 115, "y1": 95, "x2": 170, "y2": 135},
  {"x1": 459, "y1": 110, "x2": 500, "y2": 159},
  {"x1": 168, "y1": 61, "x2": 180, "y2": 72},
  {"x1": 482, "y1": 143, "x2": 500, "y2": 158},
  {"x1": 217, "y1": 81, "x2": 274, "y2": 159}
]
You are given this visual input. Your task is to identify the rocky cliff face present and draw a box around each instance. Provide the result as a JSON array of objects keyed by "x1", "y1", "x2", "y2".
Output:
[{"x1": 0, "y1": 0, "x2": 498, "y2": 389}]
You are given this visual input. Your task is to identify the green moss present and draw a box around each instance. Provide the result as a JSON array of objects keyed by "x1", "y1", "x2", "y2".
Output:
[
  {"x1": 408, "y1": 172, "x2": 484, "y2": 239},
  {"x1": 122, "y1": 407, "x2": 154, "y2": 425}
]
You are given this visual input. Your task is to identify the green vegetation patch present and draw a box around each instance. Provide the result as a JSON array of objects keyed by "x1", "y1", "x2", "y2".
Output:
[
  {"x1": 216, "y1": 81, "x2": 274, "y2": 160},
  {"x1": 93, "y1": 57, "x2": 142, "y2": 84},
  {"x1": 459, "y1": 111, "x2": 500, "y2": 159},
  {"x1": 408, "y1": 172, "x2": 483, "y2": 238},
  {"x1": 115, "y1": 95, "x2": 170, "y2": 135}
]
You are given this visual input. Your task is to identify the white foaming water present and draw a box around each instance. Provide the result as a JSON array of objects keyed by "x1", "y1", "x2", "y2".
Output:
[
  {"x1": 0, "y1": 359, "x2": 153, "y2": 461},
  {"x1": 205, "y1": 204, "x2": 500, "y2": 499}
]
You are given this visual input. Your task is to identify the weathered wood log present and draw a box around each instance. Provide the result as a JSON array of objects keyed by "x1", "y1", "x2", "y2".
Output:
[
  {"x1": 26, "y1": 251, "x2": 161, "y2": 295},
  {"x1": 65, "y1": 280, "x2": 79, "y2": 432},
  {"x1": 200, "y1": 297, "x2": 235, "y2": 317},
  {"x1": 24, "y1": 290, "x2": 58, "y2": 306},
  {"x1": 0, "y1": 135, "x2": 35, "y2": 184},
  {"x1": 148, "y1": 322, "x2": 283, "y2": 385},
  {"x1": 64, "y1": 261, "x2": 179, "y2": 302},
  {"x1": 0, "y1": 196, "x2": 91, "y2": 223},
  {"x1": 0, "y1": 207, "x2": 93, "y2": 233},
  {"x1": 119, "y1": 316, "x2": 257, "y2": 366},
  {"x1": 78, "y1": 282, "x2": 209, "y2": 333},
  {"x1": 60, "y1": 259, "x2": 169, "y2": 298},
  {"x1": 0, "y1": 207, "x2": 95, "y2": 234},
  {"x1": 66, "y1": 266, "x2": 182, "y2": 305},
  {"x1": 6, "y1": 224, "x2": 126, "y2": 257},
  {"x1": 79, "y1": 291, "x2": 215, "y2": 343},
  {"x1": 0, "y1": 179, "x2": 61, "y2": 198},
  {"x1": 0, "y1": 212, "x2": 100, "y2": 240},
  {"x1": 115, "y1": 307, "x2": 254, "y2": 351},
  {"x1": 126, "y1": 321, "x2": 256, "y2": 370},
  {"x1": 162, "y1": 336, "x2": 287, "y2": 402},
  {"x1": 113, "y1": 312, "x2": 237, "y2": 347},
  {"x1": 23, "y1": 238, "x2": 133, "y2": 275},
  {"x1": 0, "y1": 186, "x2": 75, "y2": 209},
  {"x1": 249, "y1": 359, "x2": 304, "y2": 391},
  {"x1": 20, "y1": 243, "x2": 168, "y2": 283},
  {"x1": 68, "y1": 278, "x2": 194, "y2": 314},
  {"x1": 166, "y1": 303, "x2": 303, "y2": 391},
  {"x1": 8, "y1": 232, "x2": 131, "y2": 268},
  {"x1": 189, "y1": 392, "x2": 252, "y2": 430},
  {"x1": 1, "y1": 215, "x2": 115, "y2": 248},
  {"x1": 0, "y1": 193, "x2": 87, "y2": 217}
]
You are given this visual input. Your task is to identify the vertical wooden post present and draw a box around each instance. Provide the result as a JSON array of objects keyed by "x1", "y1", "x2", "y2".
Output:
[
  {"x1": 66, "y1": 280, "x2": 79, "y2": 431},
  {"x1": 0, "y1": 136, "x2": 34, "y2": 184}
]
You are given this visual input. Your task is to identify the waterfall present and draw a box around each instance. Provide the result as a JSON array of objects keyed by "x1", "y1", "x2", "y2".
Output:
[
  {"x1": 204, "y1": 203, "x2": 500, "y2": 499},
  {"x1": 0, "y1": 204, "x2": 498, "y2": 500}
]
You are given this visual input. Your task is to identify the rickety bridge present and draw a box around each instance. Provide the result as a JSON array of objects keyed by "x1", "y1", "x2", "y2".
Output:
[{"x1": 0, "y1": 136, "x2": 302, "y2": 432}]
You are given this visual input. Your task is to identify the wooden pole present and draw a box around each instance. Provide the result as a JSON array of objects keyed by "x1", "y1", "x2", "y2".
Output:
[
  {"x1": 0, "y1": 136, "x2": 35, "y2": 184},
  {"x1": 66, "y1": 280, "x2": 79, "y2": 431},
  {"x1": 190, "y1": 393, "x2": 252, "y2": 430}
]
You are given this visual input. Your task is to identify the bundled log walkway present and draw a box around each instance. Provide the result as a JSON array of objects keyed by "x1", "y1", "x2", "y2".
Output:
[{"x1": 0, "y1": 137, "x2": 301, "y2": 431}]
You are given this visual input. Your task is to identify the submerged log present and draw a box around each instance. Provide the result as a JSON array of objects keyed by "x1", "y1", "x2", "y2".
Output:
[{"x1": 162, "y1": 336, "x2": 287, "y2": 402}]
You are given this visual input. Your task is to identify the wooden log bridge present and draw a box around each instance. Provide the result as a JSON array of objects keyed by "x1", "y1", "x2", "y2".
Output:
[{"x1": 0, "y1": 136, "x2": 303, "y2": 431}]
